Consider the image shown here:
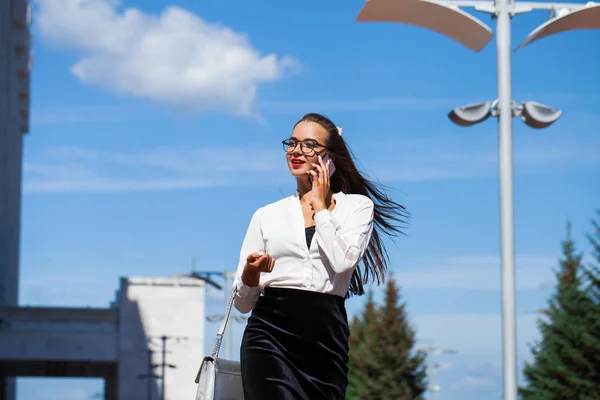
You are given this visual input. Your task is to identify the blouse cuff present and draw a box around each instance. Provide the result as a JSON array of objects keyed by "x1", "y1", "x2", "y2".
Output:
[
  {"x1": 314, "y1": 209, "x2": 340, "y2": 229},
  {"x1": 236, "y1": 280, "x2": 261, "y2": 298}
]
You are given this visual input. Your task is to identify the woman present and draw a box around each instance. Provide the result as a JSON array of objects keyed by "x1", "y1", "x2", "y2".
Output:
[{"x1": 233, "y1": 113, "x2": 407, "y2": 399}]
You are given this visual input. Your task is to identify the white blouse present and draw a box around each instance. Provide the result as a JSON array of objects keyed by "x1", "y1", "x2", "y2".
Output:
[{"x1": 233, "y1": 191, "x2": 375, "y2": 314}]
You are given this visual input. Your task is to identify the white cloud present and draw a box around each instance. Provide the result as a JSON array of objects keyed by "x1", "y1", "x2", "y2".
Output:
[
  {"x1": 29, "y1": 97, "x2": 462, "y2": 126},
  {"x1": 20, "y1": 262, "x2": 234, "y2": 307},
  {"x1": 396, "y1": 254, "x2": 557, "y2": 291},
  {"x1": 34, "y1": 0, "x2": 297, "y2": 116},
  {"x1": 262, "y1": 96, "x2": 470, "y2": 113},
  {"x1": 396, "y1": 259, "x2": 560, "y2": 359},
  {"x1": 23, "y1": 117, "x2": 600, "y2": 194},
  {"x1": 21, "y1": 280, "x2": 224, "y2": 308},
  {"x1": 24, "y1": 176, "x2": 220, "y2": 193},
  {"x1": 31, "y1": 105, "x2": 136, "y2": 125},
  {"x1": 364, "y1": 127, "x2": 600, "y2": 183},
  {"x1": 23, "y1": 145, "x2": 287, "y2": 193},
  {"x1": 32, "y1": 96, "x2": 600, "y2": 126}
]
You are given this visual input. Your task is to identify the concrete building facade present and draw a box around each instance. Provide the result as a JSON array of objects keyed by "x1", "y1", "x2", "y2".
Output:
[
  {"x1": 0, "y1": 277, "x2": 206, "y2": 400},
  {"x1": 0, "y1": 0, "x2": 30, "y2": 307},
  {"x1": 0, "y1": 2, "x2": 209, "y2": 399},
  {"x1": 0, "y1": 1, "x2": 31, "y2": 398}
]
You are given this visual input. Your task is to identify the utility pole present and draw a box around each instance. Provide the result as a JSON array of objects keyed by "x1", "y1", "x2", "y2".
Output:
[
  {"x1": 137, "y1": 349, "x2": 158, "y2": 400},
  {"x1": 147, "y1": 349, "x2": 153, "y2": 400},
  {"x1": 146, "y1": 335, "x2": 186, "y2": 400},
  {"x1": 160, "y1": 336, "x2": 167, "y2": 400},
  {"x1": 147, "y1": 349, "x2": 154, "y2": 400}
]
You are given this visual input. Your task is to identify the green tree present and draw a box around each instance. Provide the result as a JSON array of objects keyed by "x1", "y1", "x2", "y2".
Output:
[
  {"x1": 519, "y1": 222, "x2": 600, "y2": 399},
  {"x1": 584, "y1": 210, "x2": 600, "y2": 305},
  {"x1": 581, "y1": 211, "x2": 600, "y2": 374},
  {"x1": 549, "y1": 222, "x2": 582, "y2": 308},
  {"x1": 347, "y1": 291, "x2": 383, "y2": 399},
  {"x1": 377, "y1": 278, "x2": 428, "y2": 399},
  {"x1": 347, "y1": 278, "x2": 428, "y2": 400}
]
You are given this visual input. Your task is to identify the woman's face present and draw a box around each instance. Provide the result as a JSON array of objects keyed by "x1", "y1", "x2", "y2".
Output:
[{"x1": 285, "y1": 121, "x2": 329, "y2": 179}]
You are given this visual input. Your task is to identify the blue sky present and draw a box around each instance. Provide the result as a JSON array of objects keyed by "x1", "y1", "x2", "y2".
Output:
[{"x1": 15, "y1": 0, "x2": 599, "y2": 399}]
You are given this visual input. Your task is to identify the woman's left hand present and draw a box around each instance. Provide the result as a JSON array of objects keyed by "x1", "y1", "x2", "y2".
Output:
[{"x1": 307, "y1": 155, "x2": 330, "y2": 213}]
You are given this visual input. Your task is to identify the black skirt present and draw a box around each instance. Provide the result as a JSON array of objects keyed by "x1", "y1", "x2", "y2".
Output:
[{"x1": 240, "y1": 287, "x2": 350, "y2": 400}]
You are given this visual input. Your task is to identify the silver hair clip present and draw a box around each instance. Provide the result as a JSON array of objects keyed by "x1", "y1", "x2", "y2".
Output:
[{"x1": 336, "y1": 126, "x2": 343, "y2": 136}]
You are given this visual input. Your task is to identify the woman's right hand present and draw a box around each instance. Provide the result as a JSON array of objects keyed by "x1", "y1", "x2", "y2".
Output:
[
  {"x1": 245, "y1": 251, "x2": 275, "y2": 272},
  {"x1": 242, "y1": 251, "x2": 274, "y2": 287}
]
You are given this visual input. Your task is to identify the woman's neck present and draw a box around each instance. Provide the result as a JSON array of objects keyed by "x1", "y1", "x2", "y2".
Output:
[
  {"x1": 296, "y1": 177, "x2": 312, "y2": 199},
  {"x1": 296, "y1": 178, "x2": 333, "y2": 205}
]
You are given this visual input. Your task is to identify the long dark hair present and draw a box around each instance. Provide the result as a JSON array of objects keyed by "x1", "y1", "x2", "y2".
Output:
[{"x1": 294, "y1": 113, "x2": 408, "y2": 296}]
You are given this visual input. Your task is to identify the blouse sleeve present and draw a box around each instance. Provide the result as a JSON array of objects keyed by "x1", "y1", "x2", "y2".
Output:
[
  {"x1": 232, "y1": 208, "x2": 264, "y2": 314},
  {"x1": 314, "y1": 197, "x2": 375, "y2": 274}
]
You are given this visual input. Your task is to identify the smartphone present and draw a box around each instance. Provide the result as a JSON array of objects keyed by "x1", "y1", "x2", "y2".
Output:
[
  {"x1": 309, "y1": 154, "x2": 336, "y2": 183},
  {"x1": 322, "y1": 154, "x2": 336, "y2": 177}
]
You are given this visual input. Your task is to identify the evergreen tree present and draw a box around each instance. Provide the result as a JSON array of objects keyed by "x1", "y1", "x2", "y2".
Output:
[
  {"x1": 347, "y1": 279, "x2": 428, "y2": 400},
  {"x1": 519, "y1": 222, "x2": 600, "y2": 399},
  {"x1": 584, "y1": 210, "x2": 600, "y2": 304},
  {"x1": 376, "y1": 278, "x2": 428, "y2": 399},
  {"x1": 581, "y1": 211, "x2": 600, "y2": 374},
  {"x1": 347, "y1": 291, "x2": 383, "y2": 399},
  {"x1": 553, "y1": 222, "x2": 582, "y2": 306}
]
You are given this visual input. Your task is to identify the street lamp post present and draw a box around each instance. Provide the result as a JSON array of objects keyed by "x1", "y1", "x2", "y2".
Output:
[{"x1": 356, "y1": 1, "x2": 600, "y2": 399}]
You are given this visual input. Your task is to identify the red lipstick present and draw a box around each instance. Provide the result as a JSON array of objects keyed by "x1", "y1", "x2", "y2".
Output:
[{"x1": 291, "y1": 158, "x2": 305, "y2": 169}]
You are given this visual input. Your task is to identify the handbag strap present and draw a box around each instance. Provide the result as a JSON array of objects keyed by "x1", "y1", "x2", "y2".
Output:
[{"x1": 211, "y1": 287, "x2": 237, "y2": 358}]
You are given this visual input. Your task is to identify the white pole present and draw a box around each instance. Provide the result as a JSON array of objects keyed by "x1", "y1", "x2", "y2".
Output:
[{"x1": 495, "y1": 1, "x2": 518, "y2": 399}]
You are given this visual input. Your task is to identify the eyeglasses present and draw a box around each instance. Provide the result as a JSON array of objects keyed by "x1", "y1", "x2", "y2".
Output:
[{"x1": 282, "y1": 138, "x2": 328, "y2": 155}]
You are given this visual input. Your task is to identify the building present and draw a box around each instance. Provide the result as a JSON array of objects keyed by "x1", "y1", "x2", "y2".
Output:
[
  {"x1": 0, "y1": 277, "x2": 206, "y2": 400},
  {"x1": 0, "y1": 0, "x2": 29, "y2": 308},
  {"x1": 0, "y1": 2, "x2": 207, "y2": 399},
  {"x1": 0, "y1": 0, "x2": 30, "y2": 398}
]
